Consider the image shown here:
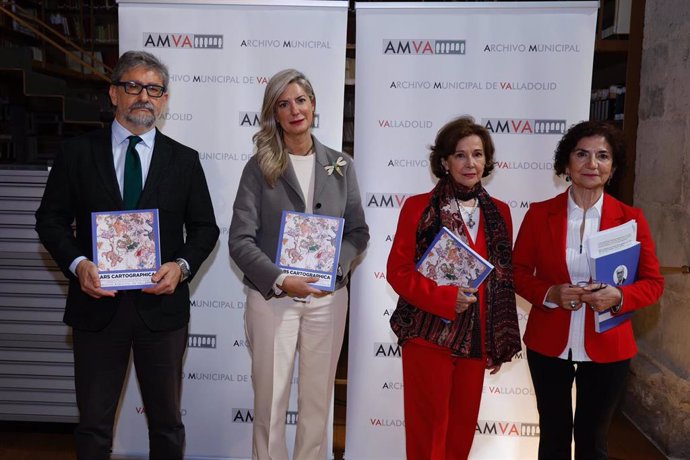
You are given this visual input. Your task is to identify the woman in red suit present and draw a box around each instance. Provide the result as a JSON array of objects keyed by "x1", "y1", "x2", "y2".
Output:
[
  {"x1": 387, "y1": 116, "x2": 521, "y2": 460},
  {"x1": 513, "y1": 121, "x2": 664, "y2": 460}
]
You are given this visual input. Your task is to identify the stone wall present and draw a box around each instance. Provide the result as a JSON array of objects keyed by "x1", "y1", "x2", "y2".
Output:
[{"x1": 625, "y1": 0, "x2": 690, "y2": 457}]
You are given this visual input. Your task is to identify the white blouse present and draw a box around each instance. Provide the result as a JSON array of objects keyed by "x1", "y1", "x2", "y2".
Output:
[{"x1": 544, "y1": 189, "x2": 603, "y2": 362}]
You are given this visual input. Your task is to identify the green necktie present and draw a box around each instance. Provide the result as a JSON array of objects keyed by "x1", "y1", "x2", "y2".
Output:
[{"x1": 123, "y1": 135, "x2": 143, "y2": 210}]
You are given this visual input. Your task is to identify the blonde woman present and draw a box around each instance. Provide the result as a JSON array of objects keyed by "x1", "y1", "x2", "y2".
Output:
[{"x1": 229, "y1": 69, "x2": 369, "y2": 460}]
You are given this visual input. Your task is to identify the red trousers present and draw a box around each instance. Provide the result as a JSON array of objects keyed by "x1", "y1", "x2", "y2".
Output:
[{"x1": 402, "y1": 339, "x2": 487, "y2": 460}]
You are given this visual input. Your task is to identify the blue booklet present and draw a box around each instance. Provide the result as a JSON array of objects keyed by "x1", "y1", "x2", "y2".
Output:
[
  {"x1": 591, "y1": 242, "x2": 640, "y2": 333},
  {"x1": 275, "y1": 211, "x2": 345, "y2": 292},
  {"x1": 91, "y1": 209, "x2": 161, "y2": 290},
  {"x1": 416, "y1": 226, "x2": 494, "y2": 289}
]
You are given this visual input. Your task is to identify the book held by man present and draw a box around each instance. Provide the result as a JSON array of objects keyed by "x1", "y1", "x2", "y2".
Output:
[
  {"x1": 91, "y1": 209, "x2": 161, "y2": 290},
  {"x1": 585, "y1": 219, "x2": 640, "y2": 333},
  {"x1": 416, "y1": 226, "x2": 494, "y2": 289},
  {"x1": 275, "y1": 211, "x2": 344, "y2": 291}
]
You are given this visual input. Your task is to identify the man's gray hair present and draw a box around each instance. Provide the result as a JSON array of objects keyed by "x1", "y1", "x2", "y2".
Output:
[{"x1": 111, "y1": 50, "x2": 170, "y2": 88}]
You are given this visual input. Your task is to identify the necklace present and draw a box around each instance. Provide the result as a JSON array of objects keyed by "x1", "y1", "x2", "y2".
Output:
[
  {"x1": 286, "y1": 140, "x2": 314, "y2": 156},
  {"x1": 455, "y1": 197, "x2": 478, "y2": 229}
]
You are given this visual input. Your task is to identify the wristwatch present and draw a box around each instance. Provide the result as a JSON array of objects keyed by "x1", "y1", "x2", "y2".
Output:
[{"x1": 175, "y1": 258, "x2": 191, "y2": 282}]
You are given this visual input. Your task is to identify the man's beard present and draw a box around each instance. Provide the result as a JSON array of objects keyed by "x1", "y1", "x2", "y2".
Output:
[{"x1": 125, "y1": 102, "x2": 157, "y2": 128}]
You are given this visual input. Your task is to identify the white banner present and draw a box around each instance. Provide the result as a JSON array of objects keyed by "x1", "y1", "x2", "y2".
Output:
[
  {"x1": 115, "y1": 1, "x2": 348, "y2": 458},
  {"x1": 347, "y1": 2, "x2": 597, "y2": 459}
]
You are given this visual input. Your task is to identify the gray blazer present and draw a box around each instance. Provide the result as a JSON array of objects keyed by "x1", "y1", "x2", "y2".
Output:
[{"x1": 229, "y1": 136, "x2": 369, "y2": 299}]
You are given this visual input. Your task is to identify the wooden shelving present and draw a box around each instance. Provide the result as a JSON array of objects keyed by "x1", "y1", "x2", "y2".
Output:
[
  {"x1": 0, "y1": 1, "x2": 116, "y2": 165},
  {"x1": 1, "y1": 0, "x2": 118, "y2": 76},
  {"x1": 590, "y1": 0, "x2": 645, "y2": 205}
]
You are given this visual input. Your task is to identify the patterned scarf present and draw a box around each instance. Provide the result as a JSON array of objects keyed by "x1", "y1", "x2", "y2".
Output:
[{"x1": 390, "y1": 176, "x2": 521, "y2": 365}]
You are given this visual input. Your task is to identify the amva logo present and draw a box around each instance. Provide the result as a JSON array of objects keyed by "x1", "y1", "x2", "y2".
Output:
[
  {"x1": 239, "y1": 112, "x2": 320, "y2": 128},
  {"x1": 239, "y1": 112, "x2": 260, "y2": 127},
  {"x1": 188, "y1": 334, "x2": 216, "y2": 349},
  {"x1": 482, "y1": 118, "x2": 566, "y2": 135},
  {"x1": 366, "y1": 193, "x2": 409, "y2": 208},
  {"x1": 232, "y1": 408, "x2": 254, "y2": 423},
  {"x1": 144, "y1": 33, "x2": 223, "y2": 49},
  {"x1": 232, "y1": 408, "x2": 298, "y2": 425},
  {"x1": 374, "y1": 342, "x2": 401, "y2": 358},
  {"x1": 476, "y1": 420, "x2": 540, "y2": 437},
  {"x1": 383, "y1": 39, "x2": 465, "y2": 55}
]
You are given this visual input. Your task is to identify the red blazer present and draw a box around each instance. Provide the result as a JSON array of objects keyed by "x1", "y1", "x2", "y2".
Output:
[
  {"x1": 387, "y1": 192, "x2": 512, "y2": 321},
  {"x1": 513, "y1": 191, "x2": 664, "y2": 363}
]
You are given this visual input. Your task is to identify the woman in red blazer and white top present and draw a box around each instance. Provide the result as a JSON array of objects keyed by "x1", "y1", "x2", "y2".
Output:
[
  {"x1": 388, "y1": 117, "x2": 521, "y2": 460},
  {"x1": 513, "y1": 120, "x2": 664, "y2": 460}
]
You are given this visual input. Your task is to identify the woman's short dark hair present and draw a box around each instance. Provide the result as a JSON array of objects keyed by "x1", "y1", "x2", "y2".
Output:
[
  {"x1": 429, "y1": 116, "x2": 495, "y2": 179},
  {"x1": 553, "y1": 120, "x2": 626, "y2": 176}
]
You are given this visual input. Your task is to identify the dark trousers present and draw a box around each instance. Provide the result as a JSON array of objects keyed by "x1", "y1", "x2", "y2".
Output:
[
  {"x1": 72, "y1": 292, "x2": 188, "y2": 460},
  {"x1": 527, "y1": 348, "x2": 630, "y2": 460}
]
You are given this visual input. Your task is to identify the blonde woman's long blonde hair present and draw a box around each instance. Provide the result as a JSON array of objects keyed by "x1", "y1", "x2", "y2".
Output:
[{"x1": 254, "y1": 69, "x2": 316, "y2": 187}]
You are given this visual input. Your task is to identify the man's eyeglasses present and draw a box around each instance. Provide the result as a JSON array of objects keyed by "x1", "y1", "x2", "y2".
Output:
[{"x1": 112, "y1": 81, "x2": 166, "y2": 98}]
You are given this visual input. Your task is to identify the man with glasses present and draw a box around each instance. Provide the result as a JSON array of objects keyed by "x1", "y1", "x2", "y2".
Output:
[{"x1": 35, "y1": 51, "x2": 219, "y2": 460}]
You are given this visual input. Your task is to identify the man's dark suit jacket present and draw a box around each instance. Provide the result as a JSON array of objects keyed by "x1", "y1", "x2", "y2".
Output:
[{"x1": 35, "y1": 126, "x2": 219, "y2": 332}]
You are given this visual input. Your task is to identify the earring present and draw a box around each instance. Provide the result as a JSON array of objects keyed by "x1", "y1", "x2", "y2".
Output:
[
  {"x1": 565, "y1": 175, "x2": 571, "y2": 182},
  {"x1": 444, "y1": 169, "x2": 449, "y2": 175}
]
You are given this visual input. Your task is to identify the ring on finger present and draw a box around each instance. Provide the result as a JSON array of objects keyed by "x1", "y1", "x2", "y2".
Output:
[{"x1": 569, "y1": 300, "x2": 578, "y2": 309}]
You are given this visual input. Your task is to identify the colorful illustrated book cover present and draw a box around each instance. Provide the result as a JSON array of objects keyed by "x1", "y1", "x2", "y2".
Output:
[
  {"x1": 275, "y1": 211, "x2": 345, "y2": 291},
  {"x1": 91, "y1": 209, "x2": 161, "y2": 290},
  {"x1": 416, "y1": 226, "x2": 494, "y2": 288}
]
